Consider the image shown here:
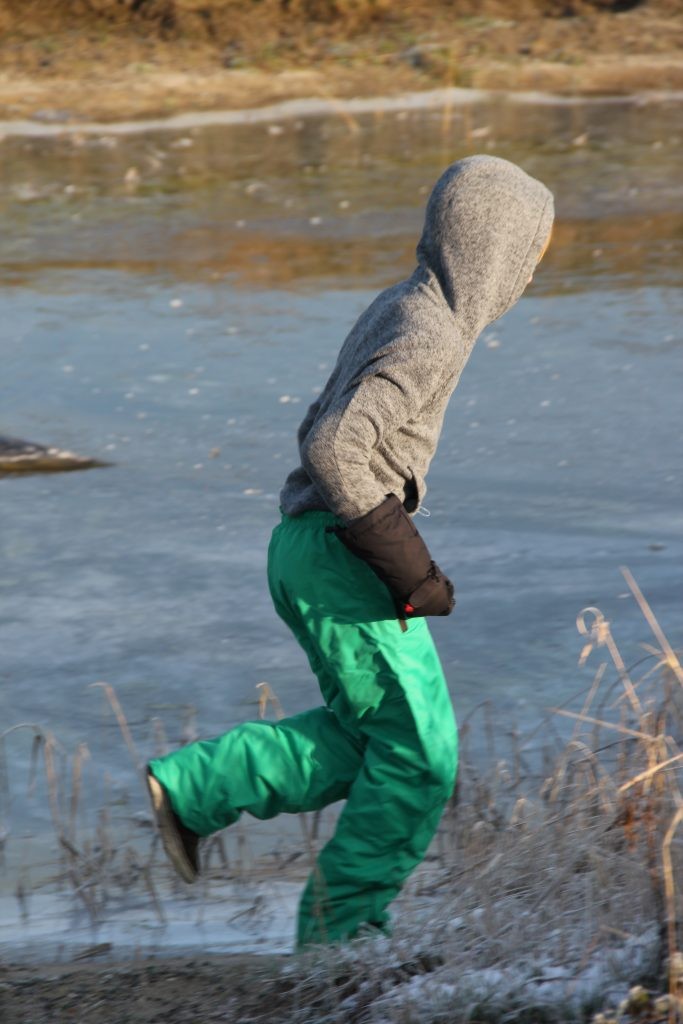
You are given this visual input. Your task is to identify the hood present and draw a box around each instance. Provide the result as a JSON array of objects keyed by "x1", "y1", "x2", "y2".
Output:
[{"x1": 416, "y1": 155, "x2": 555, "y2": 339}]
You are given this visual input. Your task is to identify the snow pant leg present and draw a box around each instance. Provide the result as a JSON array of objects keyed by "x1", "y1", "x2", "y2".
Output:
[
  {"x1": 267, "y1": 511, "x2": 458, "y2": 948},
  {"x1": 295, "y1": 616, "x2": 457, "y2": 947},
  {"x1": 148, "y1": 706, "x2": 364, "y2": 837}
]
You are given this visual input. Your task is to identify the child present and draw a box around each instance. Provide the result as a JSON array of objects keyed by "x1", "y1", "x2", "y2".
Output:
[{"x1": 147, "y1": 154, "x2": 554, "y2": 948}]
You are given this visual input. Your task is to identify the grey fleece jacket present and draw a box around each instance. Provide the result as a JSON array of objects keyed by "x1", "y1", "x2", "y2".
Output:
[{"x1": 280, "y1": 155, "x2": 554, "y2": 523}]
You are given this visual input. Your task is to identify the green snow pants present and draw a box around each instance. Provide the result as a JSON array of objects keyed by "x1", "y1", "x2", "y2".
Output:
[{"x1": 149, "y1": 510, "x2": 458, "y2": 947}]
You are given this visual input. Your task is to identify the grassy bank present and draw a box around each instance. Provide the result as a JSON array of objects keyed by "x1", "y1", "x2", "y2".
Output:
[
  {"x1": 1, "y1": 570, "x2": 682, "y2": 1022},
  {"x1": 0, "y1": 0, "x2": 682, "y2": 121}
]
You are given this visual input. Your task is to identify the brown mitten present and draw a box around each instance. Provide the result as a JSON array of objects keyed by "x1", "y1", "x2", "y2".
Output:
[{"x1": 330, "y1": 494, "x2": 455, "y2": 618}]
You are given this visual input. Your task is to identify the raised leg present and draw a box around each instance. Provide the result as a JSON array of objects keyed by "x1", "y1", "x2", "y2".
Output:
[{"x1": 149, "y1": 706, "x2": 364, "y2": 837}]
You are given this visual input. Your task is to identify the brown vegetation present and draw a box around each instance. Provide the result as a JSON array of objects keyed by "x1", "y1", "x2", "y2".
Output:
[
  {"x1": 0, "y1": 0, "x2": 682, "y2": 121},
  {"x1": 3, "y1": 0, "x2": 682, "y2": 52}
]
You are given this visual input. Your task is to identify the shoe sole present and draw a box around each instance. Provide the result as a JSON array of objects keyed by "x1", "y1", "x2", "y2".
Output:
[{"x1": 146, "y1": 771, "x2": 198, "y2": 884}]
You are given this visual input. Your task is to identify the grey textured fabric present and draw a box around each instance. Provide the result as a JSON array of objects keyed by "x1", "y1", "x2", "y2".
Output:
[{"x1": 280, "y1": 155, "x2": 554, "y2": 522}]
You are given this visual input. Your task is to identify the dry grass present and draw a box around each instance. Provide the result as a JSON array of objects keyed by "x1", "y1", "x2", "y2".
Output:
[
  {"x1": 237, "y1": 569, "x2": 682, "y2": 1024},
  {"x1": 1, "y1": 0, "x2": 682, "y2": 121},
  {"x1": 0, "y1": 0, "x2": 664, "y2": 40},
  {"x1": 1, "y1": 567, "x2": 682, "y2": 1023},
  {"x1": 3, "y1": 0, "x2": 682, "y2": 51}
]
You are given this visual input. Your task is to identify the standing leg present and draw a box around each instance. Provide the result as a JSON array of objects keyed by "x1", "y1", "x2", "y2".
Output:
[{"x1": 296, "y1": 616, "x2": 457, "y2": 946}]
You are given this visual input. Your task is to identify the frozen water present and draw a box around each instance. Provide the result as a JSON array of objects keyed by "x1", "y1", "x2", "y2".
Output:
[
  {"x1": 0, "y1": 879, "x2": 299, "y2": 961},
  {"x1": 1, "y1": 93, "x2": 681, "y2": 937}
]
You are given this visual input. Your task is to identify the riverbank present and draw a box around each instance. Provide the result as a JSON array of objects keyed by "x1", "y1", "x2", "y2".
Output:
[
  {"x1": 0, "y1": 1, "x2": 682, "y2": 123},
  {"x1": 0, "y1": 953, "x2": 290, "y2": 1024}
]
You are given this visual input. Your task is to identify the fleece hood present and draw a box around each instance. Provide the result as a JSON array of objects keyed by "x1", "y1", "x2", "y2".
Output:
[
  {"x1": 417, "y1": 155, "x2": 554, "y2": 340},
  {"x1": 280, "y1": 155, "x2": 555, "y2": 522}
]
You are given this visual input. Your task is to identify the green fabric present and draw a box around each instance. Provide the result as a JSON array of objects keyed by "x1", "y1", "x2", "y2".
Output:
[{"x1": 149, "y1": 510, "x2": 457, "y2": 947}]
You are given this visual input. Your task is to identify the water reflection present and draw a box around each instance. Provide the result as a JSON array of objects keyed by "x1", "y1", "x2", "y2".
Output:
[
  {"x1": 3, "y1": 212, "x2": 680, "y2": 293},
  {"x1": 1, "y1": 95, "x2": 681, "y2": 291}
]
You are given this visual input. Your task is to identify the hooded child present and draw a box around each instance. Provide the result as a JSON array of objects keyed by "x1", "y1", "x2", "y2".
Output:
[{"x1": 147, "y1": 154, "x2": 555, "y2": 948}]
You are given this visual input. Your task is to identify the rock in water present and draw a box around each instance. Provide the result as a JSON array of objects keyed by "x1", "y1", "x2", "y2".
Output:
[{"x1": 0, "y1": 436, "x2": 110, "y2": 475}]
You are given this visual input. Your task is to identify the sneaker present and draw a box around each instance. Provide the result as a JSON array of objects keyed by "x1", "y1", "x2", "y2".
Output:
[{"x1": 146, "y1": 767, "x2": 200, "y2": 883}]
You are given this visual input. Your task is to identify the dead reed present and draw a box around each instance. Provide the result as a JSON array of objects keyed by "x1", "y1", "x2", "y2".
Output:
[
  {"x1": 1, "y1": 566, "x2": 681, "y2": 1023},
  {"x1": 221, "y1": 567, "x2": 683, "y2": 1023}
]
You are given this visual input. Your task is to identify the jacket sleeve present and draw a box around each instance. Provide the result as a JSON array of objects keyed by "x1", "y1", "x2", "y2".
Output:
[{"x1": 300, "y1": 340, "x2": 447, "y2": 522}]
